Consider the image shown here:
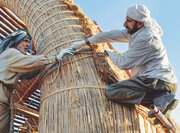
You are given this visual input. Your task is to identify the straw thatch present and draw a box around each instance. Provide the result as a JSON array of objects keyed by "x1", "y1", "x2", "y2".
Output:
[{"x1": 1, "y1": 0, "x2": 180, "y2": 132}]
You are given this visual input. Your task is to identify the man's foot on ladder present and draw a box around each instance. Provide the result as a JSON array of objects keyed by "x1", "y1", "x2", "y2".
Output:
[
  {"x1": 148, "y1": 92, "x2": 175, "y2": 118},
  {"x1": 154, "y1": 98, "x2": 179, "y2": 125}
]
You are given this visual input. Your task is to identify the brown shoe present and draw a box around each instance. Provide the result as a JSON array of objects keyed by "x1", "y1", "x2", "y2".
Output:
[{"x1": 154, "y1": 98, "x2": 179, "y2": 125}]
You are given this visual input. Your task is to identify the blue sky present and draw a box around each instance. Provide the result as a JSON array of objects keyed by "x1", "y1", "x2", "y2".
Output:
[{"x1": 74, "y1": 0, "x2": 180, "y2": 124}]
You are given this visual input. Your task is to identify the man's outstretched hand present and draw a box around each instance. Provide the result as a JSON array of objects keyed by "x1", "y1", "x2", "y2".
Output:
[{"x1": 56, "y1": 48, "x2": 75, "y2": 61}]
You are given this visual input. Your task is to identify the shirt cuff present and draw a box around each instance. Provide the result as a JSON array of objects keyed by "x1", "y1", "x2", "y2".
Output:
[{"x1": 107, "y1": 51, "x2": 117, "y2": 60}]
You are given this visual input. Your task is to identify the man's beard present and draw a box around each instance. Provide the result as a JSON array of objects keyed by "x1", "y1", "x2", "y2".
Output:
[
  {"x1": 19, "y1": 47, "x2": 31, "y2": 55},
  {"x1": 126, "y1": 24, "x2": 140, "y2": 35}
]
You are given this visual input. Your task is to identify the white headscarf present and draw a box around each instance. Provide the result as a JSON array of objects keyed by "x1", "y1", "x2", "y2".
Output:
[{"x1": 126, "y1": 4, "x2": 163, "y2": 36}]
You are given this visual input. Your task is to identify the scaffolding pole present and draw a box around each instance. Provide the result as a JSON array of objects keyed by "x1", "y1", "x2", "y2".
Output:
[{"x1": 9, "y1": 89, "x2": 14, "y2": 133}]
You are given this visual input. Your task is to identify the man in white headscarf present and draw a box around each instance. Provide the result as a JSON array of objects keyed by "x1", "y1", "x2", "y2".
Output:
[{"x1": 62, "y1": 4, "x2": 178, "y2": 123}]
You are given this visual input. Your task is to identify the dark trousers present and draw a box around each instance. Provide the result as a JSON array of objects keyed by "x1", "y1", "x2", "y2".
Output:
[{"x1": 106, "y1": 76, "x2": 177, "y2": 105}]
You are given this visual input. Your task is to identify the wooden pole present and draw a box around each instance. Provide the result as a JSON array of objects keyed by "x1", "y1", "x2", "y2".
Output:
[
  {"x1": 150, "y1": 104, "x2": 177, "y2": 133},
  {"x1": 9, "y1": 89, "x2": 14, "y2": 133},
  {"x1": 1, "y1": 7, "x2": 27, "y2": 30}
]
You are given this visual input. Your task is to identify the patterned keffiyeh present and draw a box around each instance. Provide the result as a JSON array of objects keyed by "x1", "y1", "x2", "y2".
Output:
[{"x1": 0, "y1": 29, "x2": 32, "y2": 54}]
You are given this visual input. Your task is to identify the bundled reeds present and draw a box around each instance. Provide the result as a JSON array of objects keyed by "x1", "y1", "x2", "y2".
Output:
[{"x1": 1, "y1": 0, "x2": 179, "y2": 132}]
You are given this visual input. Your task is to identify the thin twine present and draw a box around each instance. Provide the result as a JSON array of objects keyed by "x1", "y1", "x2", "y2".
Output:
[
  {"x1": 47, "y1": 60, "x2": 61, "y2": 84},
  {"x1": 41, "y1": 86, "x2": 107, "y2": 104},
  {"x1": 42, "y1": 52, "x2": 93, "y2": 83},
  {"x1": 41, "y1": 37, "x2": 84, "y2": 55},
  {"x1": 20, "y1": 6, "x2": 44, "y2": 37}
]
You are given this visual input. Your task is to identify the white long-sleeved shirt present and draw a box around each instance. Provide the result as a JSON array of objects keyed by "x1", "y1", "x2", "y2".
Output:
[{"x1": 88, "y1": 27, "x2": 177, "y2": 83}]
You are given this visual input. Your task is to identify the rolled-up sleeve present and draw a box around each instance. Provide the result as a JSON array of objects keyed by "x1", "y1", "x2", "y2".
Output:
[{"x1": 88, "y1": 29, "x2": 129, "y2": 44}]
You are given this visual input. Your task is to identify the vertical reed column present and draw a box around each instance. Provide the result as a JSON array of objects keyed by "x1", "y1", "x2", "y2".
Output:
[{"x1": 1, "y1": 0, "x2": 140, "y2": 132}]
